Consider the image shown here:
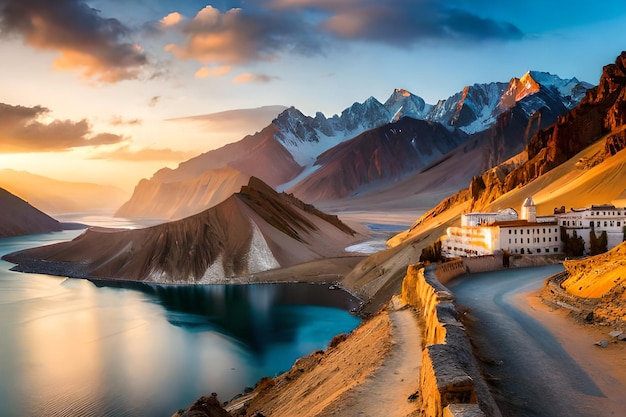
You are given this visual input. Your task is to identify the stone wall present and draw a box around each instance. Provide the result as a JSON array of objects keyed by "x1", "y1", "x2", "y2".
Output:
[{"x1": 401, "y1": 264, "x2": 501, "y2": 417}]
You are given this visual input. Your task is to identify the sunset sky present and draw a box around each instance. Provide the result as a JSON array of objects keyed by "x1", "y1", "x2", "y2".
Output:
[{"x1": 0, "y1": 0, "x2": 625, "y2": 192}]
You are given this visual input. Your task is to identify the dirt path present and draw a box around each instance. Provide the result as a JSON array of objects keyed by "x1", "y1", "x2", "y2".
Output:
[{"x1": 320, "y1": 306, "x2": 423, "y2": 417}]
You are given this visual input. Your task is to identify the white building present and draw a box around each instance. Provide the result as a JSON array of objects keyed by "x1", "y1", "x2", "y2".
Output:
[
  {"x1": 443, "y1": 197, "x2": 561, "y2": 257},
  {"x1": 556, "y1": 204, "x2": 626, "y2": 254}
]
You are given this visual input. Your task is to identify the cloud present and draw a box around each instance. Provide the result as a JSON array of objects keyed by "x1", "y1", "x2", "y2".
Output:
[
  {"x1": 90, "y1": 145, "x2": 197, "y2": 162},
  {"x1": 232, "y1": 73, "x2": 279, "y2": 84},
  {"x1": 163, "y1": 5, "x2": 322, "y2": 65},
  {"x1": 0, "y1": 102, "x2": 126, "y2": 152},
  {"x1": 160, "y1": 12, "x2": 184, "y2": 28},
  {"x1": 0, "y1": 0, "x2": 148, "y2": 82},
  {"x1": 195, "y1": 65, "x2": 232, "y2": 78},
  {"x1": 148, "y1": 96, "x2": 161, "y2": 107},
  {"x1": 268, "y1": 0, "x2": 523, "y2": 45},
  {"x1": 109, "y1": 115, "x2": 142, "y2": 126}
]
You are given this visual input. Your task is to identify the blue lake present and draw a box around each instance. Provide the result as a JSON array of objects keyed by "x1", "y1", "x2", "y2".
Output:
[{"x1": 0, "y1": 229, "x2": 361, "y2": 417}]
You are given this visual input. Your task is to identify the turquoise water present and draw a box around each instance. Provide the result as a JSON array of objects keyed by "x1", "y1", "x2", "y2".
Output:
[{"x1": 0, "y1": 229, "x2": 361, "y2": 417}]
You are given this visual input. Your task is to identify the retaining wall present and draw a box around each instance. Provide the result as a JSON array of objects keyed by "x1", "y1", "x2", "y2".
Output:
[{"x1": 401, "y1": 264, "x2": 500, "y2": 417}]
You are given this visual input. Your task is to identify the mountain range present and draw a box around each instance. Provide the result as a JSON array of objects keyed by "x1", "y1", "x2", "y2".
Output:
[
  {"x1": 116, "y1": 71, "x2": 592, "y2": 220},
  {"x1": 0, "y1": 169, "x2": 127, "y2": 214}
]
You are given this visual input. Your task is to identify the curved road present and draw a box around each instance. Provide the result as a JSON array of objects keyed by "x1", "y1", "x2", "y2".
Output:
[{"x1": 447, "y1": 265, "x2": 606, "y2": 417}]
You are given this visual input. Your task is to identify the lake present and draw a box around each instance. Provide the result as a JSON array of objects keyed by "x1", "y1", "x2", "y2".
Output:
[{"x1": 0, "y1": 227, "x2": 361, "y2": 417}]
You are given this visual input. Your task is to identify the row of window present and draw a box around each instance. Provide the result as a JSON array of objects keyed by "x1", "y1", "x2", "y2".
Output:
[
  {"x1": 561, "y1": 220, "x2": 622, "y2": 228},
  {"x1": 509, "y1": 247, "x2": 559, "y2": 254},
  {"x1": 508, "y1": 227, "x2": 557, "y2": 235},
  {"x1": 509, "y1": 236, "x2": 558, "y2": 244},
  {"x1": 590, "y1": 211, "x2": 622, "y2": 216}
]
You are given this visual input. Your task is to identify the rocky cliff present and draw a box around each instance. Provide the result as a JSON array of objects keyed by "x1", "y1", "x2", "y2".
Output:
[{"x1": 3, "y1": 178, "x2": 361, "y2": 283}]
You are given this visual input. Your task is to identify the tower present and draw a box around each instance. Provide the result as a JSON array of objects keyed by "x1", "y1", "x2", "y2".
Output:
[{"x1": 521, "y1": 196, "x2": 536, "y2": 222}]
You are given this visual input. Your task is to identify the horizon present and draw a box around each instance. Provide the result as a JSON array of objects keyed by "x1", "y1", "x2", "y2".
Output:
[{"x1": 0, "y1": 0, "x2": 625, "y2": 191}]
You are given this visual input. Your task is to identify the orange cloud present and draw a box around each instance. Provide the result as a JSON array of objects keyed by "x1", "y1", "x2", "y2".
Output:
[
  {"x1": 163, "y1": 5, "x2": 321, "y2": 65},
  {"x1": 195, "y1": 65, "x2": 232, "y2": 78},
  {"x1": 232, "y1": 73, "x2": 278, "y2": 84},
  {"x1": 0, "y1": 0, "x2": 149, "y2": 82},
  {"x1": 0, "y1": 102, "x2": 126, "y2": 153},
  {"x1": 90, "y1": 145, "x2": 198, "y2": 162},
  {"x1": 161, "y1": 12, "x2": 184, "y2": 28}
]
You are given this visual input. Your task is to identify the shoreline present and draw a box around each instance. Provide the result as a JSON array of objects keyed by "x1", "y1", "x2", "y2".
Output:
[{"x1": 512, "y1": 288, "x2": 626, "y2": 416}]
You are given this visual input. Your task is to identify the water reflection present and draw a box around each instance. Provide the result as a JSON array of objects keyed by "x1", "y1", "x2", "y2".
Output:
[
  {"x1": 0, "y1": 231, "x2": 361, "y2": 416},
  {"x1": 93, "y1": 280, "x2": 362, "y2": 355}
]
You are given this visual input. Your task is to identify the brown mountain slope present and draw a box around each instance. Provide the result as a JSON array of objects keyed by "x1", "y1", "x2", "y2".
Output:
[
  {"x1": 287, "y1": 118, "x2": 468, "y2": 202},
  {"x1": 0, "y1": 169, "x2": 127, "y2": 214},
  {"x1": 4, "y1": 178, "x2": 360, "y2": 283},
  {"x1": 116, "y1": 125, "x2": 303, "y2": 219},
  {"x1": 0, "y1": 187, "x2": 62, "y2": 237}
]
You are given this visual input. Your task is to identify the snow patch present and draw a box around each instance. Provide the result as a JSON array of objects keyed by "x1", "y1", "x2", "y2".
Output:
[
  {"x1": 199, "y1": 254, "x2": 226, "y2": 283},
  {"x1": 247, "y1": 221, "x2": 280, "y2": 273}
]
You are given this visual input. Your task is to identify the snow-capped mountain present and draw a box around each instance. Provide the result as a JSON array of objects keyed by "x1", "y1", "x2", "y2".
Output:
[
  {"x1": 273, "y1": 93, "x2": 428, "y2": 166},
  {"x1": 116, "y1": 70, "x2": 593, "y2": 219},
  {"x1": 422, "y1": 71, "x2": 592, "y2": 134},
  {"x1": 274, "y1": 71, "x2": 591, "y2": 165}
]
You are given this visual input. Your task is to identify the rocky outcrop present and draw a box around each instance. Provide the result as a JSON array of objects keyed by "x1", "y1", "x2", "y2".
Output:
[
  {"x1": 542, "y1": 241, "x2": 626, "y2": 330},
  {"x1": 172, "y1": 394, "x2": 231, "y2": 417},
  {"x1": 3, "y1": 177, "x2": 361, "y2": 283},
  {"x1": 0, "y1": 187, "x2": 62, "y2": 238},
  {"x1": 401, "y1": 264, "x2": 499, "y2": 417}
]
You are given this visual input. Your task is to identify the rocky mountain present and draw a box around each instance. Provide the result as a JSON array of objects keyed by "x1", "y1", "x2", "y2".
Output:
[
  {"x1": 391, "y1": 51, "x2": 626, "y2": 246},
  {"x1": 116, "y1": 125, "x2": 303, "y2": 219},
  {"x1": 0, "y1": 169, "x2": 127, "y2": 214},
  {"x1": 4, "y1": 177, "x2": 362, "y2": 283},
  {"x1": 287, "y1": 117, "x2": 468, "y2": 202},
  {"x1": 424, "y1": 71, "x2": 591, "y2": 134},
  {"x1": 0, "y1": 187, "x2": 62, "y2": 238},
  {"x1": 117, "y1": 71, "x2": 592, "y2": 220}
]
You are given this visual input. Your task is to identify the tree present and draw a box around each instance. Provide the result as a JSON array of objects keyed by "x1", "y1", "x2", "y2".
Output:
[
  {"x1": 562, "y1": 229, "x2": 585, "y2": 257},
  {"x1": 590, "y1": 230, "x2": 608, "y2": 255}
]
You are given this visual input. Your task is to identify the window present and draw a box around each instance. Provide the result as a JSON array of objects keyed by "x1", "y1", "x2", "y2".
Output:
[
  {"x1": 555, "y1": 236, "x2": 558, "y2": 242},
  {"x1": 543, "y1": 228, "x2": 546, "y2": 233},
  {"x1": 536, "y1": 248, "x2": 541, "y2": 253},
  {"x1": 509, "y1": 230, "x2": 511, "y2": 234},
  {"x1": 514, "y1": 230, "x2": 517, "y2": 235},
  {"x1": 554, "y1": 248, "x2": 558, "y2": 253},
  {"x1": 619, "y1": 221, "x2": 622, "y2": 227},
  {"x1": 604, "y1": 221, "x2": 608, "y2": 227},
  {"x1": 545, "y1": 248, "x2": 549, "y2": 253},
  {"x1": 527, "y1": 238, "x2": 530, "y2": 243},
  {"x1": 543, "y1": 237, "x2": 546, "y2": 242},
  {"x1": 515, "y1": 238, "x2": 517, "y2": 243},
  {"x1": 597, "y1": 221, "x2": 601, "y2": 227},
  {"x1": 549, "y1": 237, "x2": 552, "y2": 242}
]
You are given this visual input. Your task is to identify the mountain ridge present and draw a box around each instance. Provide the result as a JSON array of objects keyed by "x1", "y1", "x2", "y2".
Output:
[{"x1": 5, "y1": 177, "x2": 362, "y2": 283}]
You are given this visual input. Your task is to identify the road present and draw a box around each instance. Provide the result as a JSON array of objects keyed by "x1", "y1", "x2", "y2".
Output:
[{"x1": 447, "y1": 265, "x2": 607, "y2": 417}]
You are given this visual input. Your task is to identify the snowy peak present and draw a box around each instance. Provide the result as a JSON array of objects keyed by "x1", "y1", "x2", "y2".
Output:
[
  {"x1": 384, "y1": 88, "x2": 431, "y2": 122},
  {"x1": 501, "y1": 72, "x2": 541, "y2": 107}
]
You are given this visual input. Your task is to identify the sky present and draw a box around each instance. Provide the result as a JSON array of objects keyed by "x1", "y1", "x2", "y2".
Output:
[{"x1": 0, "y1": 0, "x2": 625, "y2": 193}]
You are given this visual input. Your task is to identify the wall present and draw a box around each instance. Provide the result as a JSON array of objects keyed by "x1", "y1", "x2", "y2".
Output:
[{"x1": 401, "y1": 264, "x2": 501, "y2": 417}]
